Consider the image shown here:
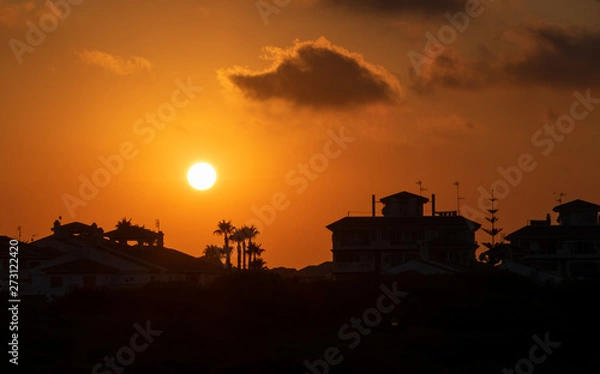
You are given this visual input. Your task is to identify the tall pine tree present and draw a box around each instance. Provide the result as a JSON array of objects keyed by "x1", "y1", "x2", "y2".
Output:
[{"x1": 478, "y1": 189, "x2": 504, "y2": 265}]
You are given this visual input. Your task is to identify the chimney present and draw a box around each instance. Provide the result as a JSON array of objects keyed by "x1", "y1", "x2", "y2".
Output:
[
  {"x1": 431, "y1": 194, "x2": 436, "y2": 216},
  {"x1": 372, "y1": 194, "x2": 376, "y2": 217}
]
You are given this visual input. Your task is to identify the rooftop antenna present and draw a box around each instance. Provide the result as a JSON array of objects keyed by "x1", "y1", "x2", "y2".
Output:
[
  {"x1": 553, "y1": 192, "x2": 567, "y2": 205},
  {"x1": 454, "y1": 181, "x2": 465, "y2": 215},
  {"x1": 416, "y1": 180, "x2": 427, "y2": 196},
  {"x1": 17, "y1": 226, "x2": 22, "y2": 242},
  {"x1": 155, "y1": 219, "x2": 160, "y2": 231}
]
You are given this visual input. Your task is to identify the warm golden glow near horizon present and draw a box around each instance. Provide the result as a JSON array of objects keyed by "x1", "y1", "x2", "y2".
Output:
[{"x1": 1, "y1": 0, "x2": 599, "y2": 269}]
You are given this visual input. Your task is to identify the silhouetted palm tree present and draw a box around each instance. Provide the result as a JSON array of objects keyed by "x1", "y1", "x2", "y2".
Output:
[
  {"x1": 247, "y1": 242, "x2": 265, "y2": 264},
  {"x1": 220, "y1": 245, "x2": 233, "y2": 269},
  {"x1": 248, "y1": 258, "x2": 267, "y2": 271},
  {"x1": 203, "y1": 244, "x2": 223, "y2": 264},
  {"x1": 116, "y1": 217, "x2": 133, "y2": 229},
  {"x1": 241, "y1": 225, "x2": 259, "y2": 269},
  {"x1": 213, "y1": 220, "x2": 236, "y2": 269},
  {"x1": 230, "y1": 229, "x2": 246, "y2": 269}
]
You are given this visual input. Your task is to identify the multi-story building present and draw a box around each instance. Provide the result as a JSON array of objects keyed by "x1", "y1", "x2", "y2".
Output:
[
  {"x1": 505, "y1": 199, "x2": 600, "y2": 279},
  {"x1": 326, "y1": 191, "x2": 481, "y2": 279}
]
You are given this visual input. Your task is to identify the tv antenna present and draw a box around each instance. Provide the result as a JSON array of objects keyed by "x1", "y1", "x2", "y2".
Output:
[
  {"x1": 553, "y1": 192, "x2": 567, "y2": 205},
  {"x1": 416, "y1": 181, "x2": 427, "y2": 196},
  {"x1": 454, "y1": 181, "x2": 465, "y2": 215}
]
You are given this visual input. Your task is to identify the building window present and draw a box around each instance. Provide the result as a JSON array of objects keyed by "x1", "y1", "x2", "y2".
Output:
[
  {"x1": 187, "y1": 275, "x2": 199, "y2": 283},
  {"x1": 360, "y1": 254, "x2": 374, "y2": 262},
  {"x1": 335, "y1": 253, "x2": 370, "y2": 263},
  {"x1": 340, "y1": 230, "x2": 371, "y2": 246},
  {"x1": 534, "y1": 261, "x2": 559, "y2": 272},
  {"x1": 540, "y1": 241, "x2": 557, "y2": 255},
  {"x1": 411, "y1": 230, "x2": 425, "y2": 241},
  {"x1": 572, "y1": 242, "x2": 596, "y2": 255},
  {"x1": 83, "y1": 276, "x2": 96, "y2": 288},
  {"x1": 50, "y1": 276, "x2": 63, "y2": 288}
]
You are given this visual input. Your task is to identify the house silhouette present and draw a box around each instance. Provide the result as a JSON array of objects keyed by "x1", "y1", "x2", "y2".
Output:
[
  {"x1": 505, "y1": 199, "x2": 600, "y2": 280},
  {"x1": 0, "y1": 221, "x2": 224, "y2": 298},
  {"x1": 326, "y1": 190, "x2": 481, "y2": 280}
]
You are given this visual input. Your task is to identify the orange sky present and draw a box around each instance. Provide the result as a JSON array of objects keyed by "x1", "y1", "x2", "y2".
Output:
[{"x1": 1, "y1": 0, "x2": 600, "y2": 269}]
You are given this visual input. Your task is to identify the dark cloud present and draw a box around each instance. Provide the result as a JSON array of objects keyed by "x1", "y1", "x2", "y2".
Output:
[
  {"x1": 224, "y1": 37, "x2": 402, "y2": 109},
  {"x1": 321, "y1": 0, "x2": 465, "y2": 16},
  {"x1": 409, "y1": 47, "x2": 494, "y2": 94},
  {"x1": 409, "y1": 24, "x2": 600, "y2": 94},
  {"x1": 503, "y1": 24, "x2": 600, "y2": 88}
]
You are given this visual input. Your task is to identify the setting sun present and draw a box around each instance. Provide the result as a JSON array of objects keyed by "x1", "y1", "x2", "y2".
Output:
[{"x1": 187, "y1": 162, "x2": 217, "y2": 190}]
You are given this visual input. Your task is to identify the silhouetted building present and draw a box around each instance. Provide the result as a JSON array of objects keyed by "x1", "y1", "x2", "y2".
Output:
[
  {"x1": 505, "y1": 199, "x2": 600, "y2": 279},
  {"x1": 1, "y1": 221, "x2": 224, "y2": 297},
  {"x1": 0, "y1": 236, "x2": 63, "y2": 293},
  {"x1": 326, "y1": 191, "x2": 481, "y2": 279}
]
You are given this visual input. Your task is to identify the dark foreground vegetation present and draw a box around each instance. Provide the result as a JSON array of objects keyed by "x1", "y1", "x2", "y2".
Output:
[{"x1": 3, "y1": 271, "x2": 599, "y2": 373}]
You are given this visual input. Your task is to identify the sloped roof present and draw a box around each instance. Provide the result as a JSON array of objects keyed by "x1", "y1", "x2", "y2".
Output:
[
  {"x1": 553, "y1": 199, "x2": 600, "y2": 212},
  {"x1": 0, "y1": 236, "x2": 63, "y2": 259},
  {"x1": 385, "y1": 259, "x2": 463, "y2": 276},
  {"x1": 40, "y1": 258, "x2": 120, "y2": 274},
  {"x1": 326, "y1": 216, "x2": 481, "y2": 231},
  {"x1": 506, "y1": 225, "x2": 600, "y2": 240},
  {"x1": 380, "y1": 191, "x2": 429, "y2": 203},
  {"x1": 28, "y1": 232, "x2": 224, "y2": 274},
  {"x1": 99, "y1": 241, "x2": 224, "y2": 273},
  {"x1": 498, "y1": 262, "x2": 562, "y2": 283}
]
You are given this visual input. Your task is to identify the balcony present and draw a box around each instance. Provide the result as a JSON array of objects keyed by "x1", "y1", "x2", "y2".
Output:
[{"x1": 524, "y1": 252, "x2": 600, "y2": 260}]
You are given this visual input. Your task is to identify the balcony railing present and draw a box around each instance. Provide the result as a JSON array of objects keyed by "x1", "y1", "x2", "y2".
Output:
[{"x1": 524, "y1": 252, "x2": 600, "y2": 259}]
